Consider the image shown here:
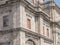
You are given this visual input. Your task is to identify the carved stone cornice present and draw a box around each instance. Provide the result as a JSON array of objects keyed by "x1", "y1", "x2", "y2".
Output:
[
  {"x1": 24, "y1": 1, "x2": 51, "y2": 23},
  {"x1": 0, "y1": 0, "x2": 51, "y2": 21},
  {"x1": 51, "y1": 22, "x2": 60, "y2": 28},
  {"x1": 21, "y1": 0, "x2": 39, "y2": 14},
  {"x1": 0, "y1": 27, "x2": 54, "y2": 43},
  {"x1": 17, "y1": 27, "x2": 54, "y2": 43}
]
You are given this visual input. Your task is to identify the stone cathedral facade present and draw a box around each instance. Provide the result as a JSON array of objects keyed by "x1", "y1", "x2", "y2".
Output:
[{"x1": 0, "y1": 0, "x2": 60, "y2": 45}]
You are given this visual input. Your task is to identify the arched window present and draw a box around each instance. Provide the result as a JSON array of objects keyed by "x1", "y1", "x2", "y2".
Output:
[{"x1": 26, "y1": 39, "x2": 35, "y2": 45}]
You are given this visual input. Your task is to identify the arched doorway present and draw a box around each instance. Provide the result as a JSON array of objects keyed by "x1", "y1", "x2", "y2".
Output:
[{"x1": 26, "y1": 39, "x2": 35, "y2": 45}]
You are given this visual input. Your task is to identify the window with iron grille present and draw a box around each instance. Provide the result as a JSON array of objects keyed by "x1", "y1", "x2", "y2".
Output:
[
  {"x1": 27, "y1": 19, "x2": 31, "y2": 29},
  {"x1": 3, "y1": 15, "x2": 9, "y2": 27},
  {"x1": 46, "y1": 28, "x2": 49, "y2": 37}
]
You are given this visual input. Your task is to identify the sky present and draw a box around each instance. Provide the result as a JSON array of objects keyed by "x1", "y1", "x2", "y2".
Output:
[{"x1": 54, "y1": 0, "x2": 60, "y2": 7}]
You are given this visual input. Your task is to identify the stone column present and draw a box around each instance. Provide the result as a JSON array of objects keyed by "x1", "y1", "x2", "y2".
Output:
[
  {"x1": 20, "y1": 2, "x2": 26, "y2": 28},
  {"x1": 12, "y1": 31, "x2": 20, "y2": 45},
  {"x1": 40, "y1": 16, "x2": 43, "y2": 35},
  {"x1": 40, "y1": 38, "x2": 44, "y2": 45},
  {"x1": 12, "y1": 31, "x2": 25, "y2": 45},
  {"x1": 20, "y1": 31, "x2": 25, "y2": 45},
  {"x1": 35, "y1": 16, "x2": 40, "y2": 33},
  {"x1": 36, "y1": 39, "x2": 41, "y2": 45},
  {"x1": 54, "y1": 32, "x2": 58, "y2": 45}
]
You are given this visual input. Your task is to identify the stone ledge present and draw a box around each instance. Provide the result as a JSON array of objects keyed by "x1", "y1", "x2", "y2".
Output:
[
  {"x1": 0, "y1": 27, "x2": 54, "y2": 43},
  {"x1": 19, "y1": 27, "x2": 54, "y2": 43}
]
